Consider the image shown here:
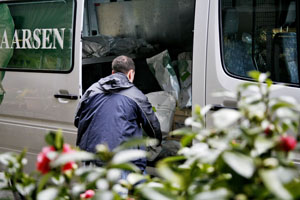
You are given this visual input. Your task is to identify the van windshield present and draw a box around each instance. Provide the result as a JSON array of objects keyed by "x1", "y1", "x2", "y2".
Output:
[
  {"x1": 0, "y1": 0, "x2": 75, "y2": 72},
  {"x1": 221, "y1": 0, "x2": 298, "y2": 85}
]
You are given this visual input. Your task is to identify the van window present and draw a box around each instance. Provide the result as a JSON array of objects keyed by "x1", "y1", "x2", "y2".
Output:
[
  {"x1": 0, "y1": 0, "x2": 75, "y2": 72},
  {"x1": 221, "y1": 0, "x2": 298, "y2": 84}
]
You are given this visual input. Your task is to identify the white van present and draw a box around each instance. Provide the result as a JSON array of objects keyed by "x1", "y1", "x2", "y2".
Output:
[{"x1": 0, "y1": 0, "x2": 298, "y2": 171}]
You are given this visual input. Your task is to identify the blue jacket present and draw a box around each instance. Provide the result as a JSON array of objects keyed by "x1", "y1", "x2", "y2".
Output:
[{"x1": 74, "y1": 72, "x2": 162, "y2": 170}]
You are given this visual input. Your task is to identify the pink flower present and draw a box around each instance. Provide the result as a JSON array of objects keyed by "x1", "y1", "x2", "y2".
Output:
[
  {"x1": 80, "y1": 190, "x2": 95, "y2": 199},
  {"x1": 62, "y1": 144, "x2": 76, "y2": 172},
  {"x1": 37, "y1": 144, "x2": 77, "y2": 174},
  {"x1": 279, "y1": 135, "x2": 297, "y2": 152},
  {"x1": 62, "y1": 161, "x2": 77, "y2": 171},
  {"x1": 36, "y1": 146, "x2": 55, "y2": 174},
  {"x1": 63, "y1": 144, "x2": 73, "y2": 153}
]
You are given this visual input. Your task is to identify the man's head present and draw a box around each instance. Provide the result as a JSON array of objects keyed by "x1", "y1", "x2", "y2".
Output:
[{"x1": 112, "y1": 55, "x2": 135, "y2": 82}]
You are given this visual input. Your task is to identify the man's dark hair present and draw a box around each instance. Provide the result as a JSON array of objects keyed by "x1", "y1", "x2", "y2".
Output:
[{"x1": 112, "y1": 55, "x2": 135, "y2": 74}]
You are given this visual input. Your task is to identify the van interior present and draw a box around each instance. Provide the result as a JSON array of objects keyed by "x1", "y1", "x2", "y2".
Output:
[
  {"x1": 81, "y1": 0, "x2": 196, "y2": 162},
  {"x1": 82, "y1": 0, "x2": 195, "y2": 139}
]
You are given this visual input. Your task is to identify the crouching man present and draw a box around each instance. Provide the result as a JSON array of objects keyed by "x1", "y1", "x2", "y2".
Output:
[{"x1": 74, "y1": 55, "x2": 162, "y2": 174}]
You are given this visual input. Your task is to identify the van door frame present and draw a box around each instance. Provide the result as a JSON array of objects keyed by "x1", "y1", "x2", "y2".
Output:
[{"x1": 192, "y1": 0, "x2": 210, "y2": 111}]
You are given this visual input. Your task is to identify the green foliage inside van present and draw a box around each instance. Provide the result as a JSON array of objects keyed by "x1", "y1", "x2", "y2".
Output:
[{"x1": 0, "y1": 4, "x2": 14, "y2": 104}]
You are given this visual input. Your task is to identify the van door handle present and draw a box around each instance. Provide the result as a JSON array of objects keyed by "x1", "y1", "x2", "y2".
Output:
[
  {"x1": 54, "y1": 94, "x2": 78, "y2": 100},
  {"x1": 210, "y1": 104, "x2": 237, "y2": 111}
]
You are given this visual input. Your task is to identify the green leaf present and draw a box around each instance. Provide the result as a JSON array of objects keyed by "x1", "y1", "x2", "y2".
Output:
[
  {"x1": 75, "y1": 166, "x2": 105, "y2": 177},
  {"x1": 45, "y1": 130, "x2": 64, "y2": 150},
  {"x1": 156, "y1": 162, "x2": 184, "y2": 189},
  {"x1": 244, "y1": 94, "x2": 263, "y2": 105},
  {"x1": 112, "y1": 150, "x2": 147, "y2": 164},
  {"x1": 113, "y1": 184, "x2": 128, "y2": 198},
  {"x1": 95, "y1": 144, "x2": 113, "y2": 161},
  {"x1": 275, "y1": 167, "x2": 298, "y2": 184},
  {"x1": 18, "y1": 149, "x2": 27, "y2": 162},
  {"x1": 0, "y1": 174, "x2": 8, "y2": 189},
  {"x1": 51, "y1": 151, "x2": 95, "y2": 167},
  {"x1": 160, "y1": 156, "x2": 186, "y2": 164},
  {"x1": 193, "y1": 188, "x2": 231, "y2": 200},
  {"x1": 285, "y1": 179, "x2": 300, "y2": 199},
  {"x1": 276, "y1": 108, "x2": 298, "y2": 120},
  {"x1": 266, "y1": 78, "x2": 273, "y2": 87},
  {"x1": 195, "y1": 105, "x2": 201, "y2": 116},
  {"x1": 181, "y1": 134, "x2": 196, "y2": 147},
  {"x1": 278, "y1": 96, "x2": 298, "y2": 105},
  {"x1": 291, "y1": 121, "x2": 299, "y2": 133},
  {"x1": 212, "y1": 109, "x2": 241, "y2": 129},
  {"x1": 109, "y1": 163, "x2": 140, "y2": 173},
  {"x1": 152, "y1": 106, "x2": 157, "y2": 112},
  {"x1": 37, "y1": 187, "x2": 59, "y2": 200},
  {"x1": 127, "y1": 173, "x2": 146, "y2": 185},
  {"x1": 208, "y1": 138, "x2": 229, "y2": 151},
  {"x1": 16, "y1": 183, "x2": 35, "y2": 196},
  {"x1": 37, "y1": 172, "x2": 55, "y2": 193},
  {"x1": 248, "y1": 70, "x2": 261, "y2": 81},
  {"x1": 171, "y1": 128, "x2": 195, "y2": 136},
  {"x1": 0, "y1": 152, "x2": 17, "y2": 166},
  {"x1": 222, "y1": 151, "x2": 255, "y2": 178},
  {"x1": 271, "y1": 101, "x2": 294, "y2": 112},
  {"x1": 141, "y1": 187, "x2": 178, "y2": 200},
  {"x1": 45, "y1": 132, "x2": 55, "y2": 147},
  {"x1": 259, "y1": 169, "x2": 292, "y2": 200},
  {"x1": 254, "y1": 136, "x2": 275, "y2": 155},
  {"x1": 238, "y1": 82, "x2": 258, "y2": 91},
  {"x1": 114, "y1": 138, "x2": 158, "y2": 152},
  {"x1": 54, "y1": 130, "x2": 63, "y2": 150}
]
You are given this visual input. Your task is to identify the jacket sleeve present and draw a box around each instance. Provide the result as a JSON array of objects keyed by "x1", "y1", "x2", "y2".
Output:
[
  {"x1": 137, "y1": 97, "x2": 162, "y2": 145},
  {"x1": 118, "y1": 86, "x2": 162, "y2": 145},
  {"x1": 74, "y1": 83, "x2": 100, "y2": 128}
]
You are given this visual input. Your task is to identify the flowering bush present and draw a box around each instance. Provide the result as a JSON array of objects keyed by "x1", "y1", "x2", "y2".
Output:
[
  {"x1": 0, "y1": 130, "x2": 157, "y2": 199},
  {"x1": 135, "y1": 71, "x2": 300, "y2": 200},
  {"x1": 0, "y1": 72, "x2": 300, "y2": 200}
]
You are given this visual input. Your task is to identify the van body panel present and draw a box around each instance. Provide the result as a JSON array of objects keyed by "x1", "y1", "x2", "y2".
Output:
[{"x1": 0, "y1": 0, "x2": 299, "y2": 172}]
